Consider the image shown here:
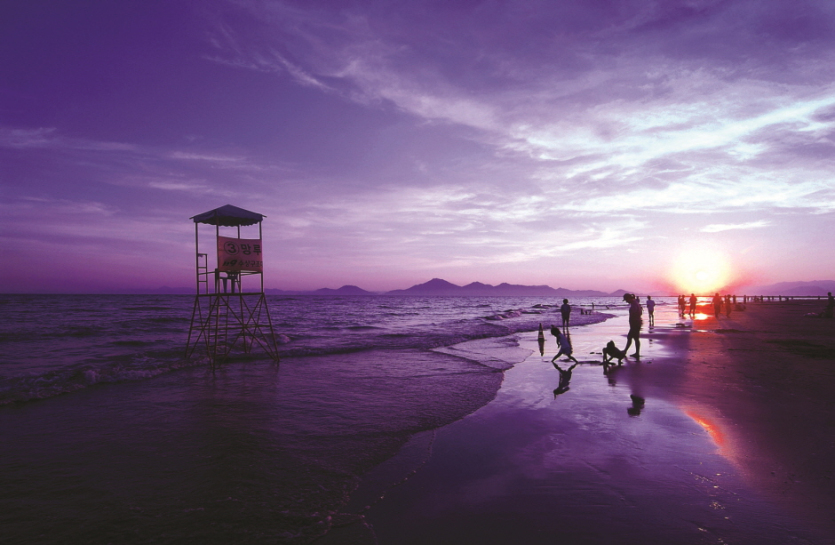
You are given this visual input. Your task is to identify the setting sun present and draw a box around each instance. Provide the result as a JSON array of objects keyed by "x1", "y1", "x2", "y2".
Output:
[{"x1": 669, "y1": 246, "x2": 732, "y2": 294}]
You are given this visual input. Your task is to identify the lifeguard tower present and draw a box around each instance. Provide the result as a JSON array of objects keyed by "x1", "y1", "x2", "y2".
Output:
[{"x1": 185, "y1": 204, "x2": 280, "y2": 365}]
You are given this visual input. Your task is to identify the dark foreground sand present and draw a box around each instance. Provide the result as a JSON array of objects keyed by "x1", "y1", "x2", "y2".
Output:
[{"x1": 321, "y1": 300, "x2": 835, "y2": 544}]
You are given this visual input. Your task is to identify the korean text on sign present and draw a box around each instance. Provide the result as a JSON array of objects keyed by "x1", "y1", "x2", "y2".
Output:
[{"x1": 217, "y1": 236, "x2": 263, "y2": 272}]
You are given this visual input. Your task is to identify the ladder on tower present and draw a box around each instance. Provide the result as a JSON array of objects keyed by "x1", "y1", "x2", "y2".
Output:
[{"x1": 196, "y1": 253, "x2": 209, "y2": 295}]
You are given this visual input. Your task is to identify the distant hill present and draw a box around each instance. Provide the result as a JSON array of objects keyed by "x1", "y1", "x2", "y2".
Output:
[
  {"x1": 135, "y1": 279, "x2": 637, "y2": 297},
  {"x1": 385, "y1": 278, "x2": 625, "y2": 297},
  {"x1": 386, "y1": 278, "x2": 464, "y2": 296},
  {"x1": 740, "y1": 280, "x2": 835, "y2": 296},
  {"x1": 311, "y1": 285, "x2": 375, "y2": 295},
  {"x1": 264, "y1": 285, "x2": 375, "y2": 295}
]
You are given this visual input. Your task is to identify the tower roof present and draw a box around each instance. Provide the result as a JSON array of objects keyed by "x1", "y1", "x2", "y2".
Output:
[{"x1": 191, "y1": 204, "x2": 265, "y2": 226}]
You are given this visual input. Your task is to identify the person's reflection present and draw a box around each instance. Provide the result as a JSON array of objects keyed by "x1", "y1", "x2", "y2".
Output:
[
  {"x1": 537, "y1": 323, "x2": 545, "y2": 356},
  {"x1": 603, "y1": 364, "x2": 618, "y2": 386},
  {"x1": 552, "y1": 361, "x2": 579, "y2": 397},
  {"x1": 627, "y1": 394, "x2": 645, "y2": 416}
]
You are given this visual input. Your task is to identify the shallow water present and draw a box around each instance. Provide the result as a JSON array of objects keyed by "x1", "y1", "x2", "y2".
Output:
[
  {"x1": 0, "y1": 294, "x2": 616, "y2": 404},
  {"x1": 1, "y1": 350, "x2": 506, "y2": 543}
]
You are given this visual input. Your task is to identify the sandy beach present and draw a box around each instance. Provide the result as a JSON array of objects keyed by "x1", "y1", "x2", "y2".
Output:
[
  {"x1": 664, "y1": 300, "x2": 835, "y2": 531},
  {"x1": 323, "y1": 300, "x2": 835, "y2": 544}
]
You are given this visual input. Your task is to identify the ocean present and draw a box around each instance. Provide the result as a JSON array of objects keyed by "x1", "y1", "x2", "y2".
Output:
[{"x1": 0, "y1": 294, "x2": 624, "y2": 544}]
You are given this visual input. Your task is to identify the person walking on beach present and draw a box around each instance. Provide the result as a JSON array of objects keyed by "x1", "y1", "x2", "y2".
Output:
[
  {"x1": 537, "y1": 323, "x2": 546, "y2": 356},
  {"x1": 712, "y1": 293, "x2": 722, "y2": 318},
  {"x1": 560, "y1": 299, "x2": 571, "y2": 331},
  {"x1": 678, "y1": 295, "x2": 685, "y2": 316},
  {"x1": 689, "y1": 293, "x2": 697, "y2": 317},
  {"x1": 550, "y1": 325, "x2": 578, "y2": 364},
  {"x1": 623, "y1": 293, "x2": 642, "y2": 359},
  {"x1": 646, "y1": 295, "x2": 656, "y2": 327},
  {"x1": 725, "y1": 294, "x2": 732, "y2": 317},
  {"x1": 826, "y1": 292, "x2": 834, "y2": 319}
]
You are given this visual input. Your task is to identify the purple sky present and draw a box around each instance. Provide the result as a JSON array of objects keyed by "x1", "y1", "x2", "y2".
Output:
[{"x1": 3, "y1": 0, "x2": 835, "y2": 293}]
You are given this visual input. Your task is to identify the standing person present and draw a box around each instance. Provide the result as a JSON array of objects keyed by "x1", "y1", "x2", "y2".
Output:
[
  {"x1": 646, "y1": 295, "x2": 656, "y2": 327},
  {"x1": 712, "y1": 293, "x2": 722, "y2": 318},
  {"x1": 560, "y1": 299, "x2": 571, "y2": 331},
  {"x1": 689, "y1": 293, "x2": 697, "y2": 317},
  {"x1": 826, "y1": 292, "x2": 834, "y2": 318},
  {"x1": 622, "y1": 293, "x2": 642, "y2": 359},
  {"x1": 550, "y1": 325, "x2": 578, "y2": 364},
  {"x1": 678, "y1": 295, "x2": 686, "y2": 316},
  {"x1": 537, "y1": 323, "x2": 546, "y2": 356},
  {"x1": 725, "y1": 294, "x2": 732, "y2": 317}
]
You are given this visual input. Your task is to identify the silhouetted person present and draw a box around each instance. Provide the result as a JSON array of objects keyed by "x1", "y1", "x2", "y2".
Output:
[
  {"x1": 678, "y1": 295, "x2": 685, "y2": 316},
  {"x1": 560, "y1": 299, "x2": 571, "y2": 330},
  {"x1": 689, "y1": 293, "x2": 697, "y2": 317},
  {"x1": 602, "y1": 340, "x2": 626, "y2": 365},
  {"x1": 725, "y1": 294, "x2": 732, "y2": 317},
  {"x1": 537, "y1": 323, "x2": 546, "y2": 356},
  {"x1": 550, "y1": 325, "x2": 578, "y2": 363},
  {"x1": 552, "y1": 361, "x2": 579, "y2": 397},
  {"x1": 623, "y1": 293, "x2": 642, "y2": 358},
  {"x1": 712, "y1": 293, "x2": 722, "y2": 318},
  {"x1": 646, "y1": 295, "x2": 655, "y2": 326},
  {"x1": 826, "y1": 292, "x2": 834, "y2": 319}
]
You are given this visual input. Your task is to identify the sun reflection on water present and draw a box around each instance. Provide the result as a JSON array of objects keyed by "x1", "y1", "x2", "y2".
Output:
[{"x1": 684, "y1": 409, "x2": 727, "y2": 451}]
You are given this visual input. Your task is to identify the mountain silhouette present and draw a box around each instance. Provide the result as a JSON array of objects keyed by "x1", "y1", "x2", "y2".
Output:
[{"x1": 385, "y1": 278, "x2": 624, "y2": 297}]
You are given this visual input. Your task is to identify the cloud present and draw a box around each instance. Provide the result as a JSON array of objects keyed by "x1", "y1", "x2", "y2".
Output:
[
  {"x1": 0, "y1": 127, "x2": 136, "y2": 152},
  {"x1": 701, "y1": 221, "x2": 770, "y2": 233},
  {"x1": 15, "y1": 197, "x2": 118, "y2": 216},
  {"x1": 208, "y1": 2, "x2": 835, "y2": 219}
]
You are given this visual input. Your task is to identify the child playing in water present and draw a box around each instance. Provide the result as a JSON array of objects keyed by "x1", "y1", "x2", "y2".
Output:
[{"x1": 550, "y1": 325, "x2": 579, "y2": 364}]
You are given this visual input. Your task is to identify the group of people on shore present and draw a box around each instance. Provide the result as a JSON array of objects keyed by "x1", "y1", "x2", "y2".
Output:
[
  {"x1": 543, "y1": 291, "x2": 835, "y2": 367},
  {"x1": 676, "y1": 293, "x2": 747, "y2": 318},
  {"x1": 540, "y1": 293, "x2": 649, "y2": 367},
  {"x1": 542, "y1": 293, "x2": 645, "y2": 397},
  {"x1": 544, "y1": 291, "x2": 835, "y2": 399}
]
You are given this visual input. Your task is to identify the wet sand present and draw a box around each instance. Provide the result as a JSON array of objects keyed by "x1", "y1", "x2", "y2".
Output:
[
  {"x1": 659, "y1": 300, "x2": 835, "y2": 531},
  {"x1": 326, "y1": 301, "x2": 835, "y2": 544}
]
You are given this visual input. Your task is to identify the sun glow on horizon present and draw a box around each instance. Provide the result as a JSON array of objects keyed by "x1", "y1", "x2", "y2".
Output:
[{"x1": 669, "y1": 246, "x2": 732, "y2": 294}]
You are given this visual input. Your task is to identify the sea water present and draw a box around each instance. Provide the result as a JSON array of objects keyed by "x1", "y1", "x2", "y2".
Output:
[{"x1": 0, "y1": 294, "x2": 627, "y2": 544}]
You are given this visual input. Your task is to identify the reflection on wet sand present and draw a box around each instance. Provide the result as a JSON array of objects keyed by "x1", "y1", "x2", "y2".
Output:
[
  {"x1": 551, "y1": 361, "x2": 578, "y2": 397},
  {"x1": 684, "y1": 408, "x2": 727, "y2": 451},
  {"x1": 627, "y1": 394, "x2": 645, "y2": 417}
]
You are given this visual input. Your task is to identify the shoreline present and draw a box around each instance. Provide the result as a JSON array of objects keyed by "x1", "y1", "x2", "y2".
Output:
[{"x1": 327, "y1": 301, "x2": 835, "y2": 544}]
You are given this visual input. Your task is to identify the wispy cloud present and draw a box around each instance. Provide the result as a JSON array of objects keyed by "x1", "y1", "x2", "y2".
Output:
[
  {"x1": 701, "y1": 220, "x2": 770, "y2": 233},
  {"x1": 15, "y1": 197, "x2": 118, "y2": 216},
  {"x1": 210, "y1": 2, "x2": 835, "y2": 218},
  {"x1": 0, "y1": 127, "x2": 137, "y2": 152}
]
